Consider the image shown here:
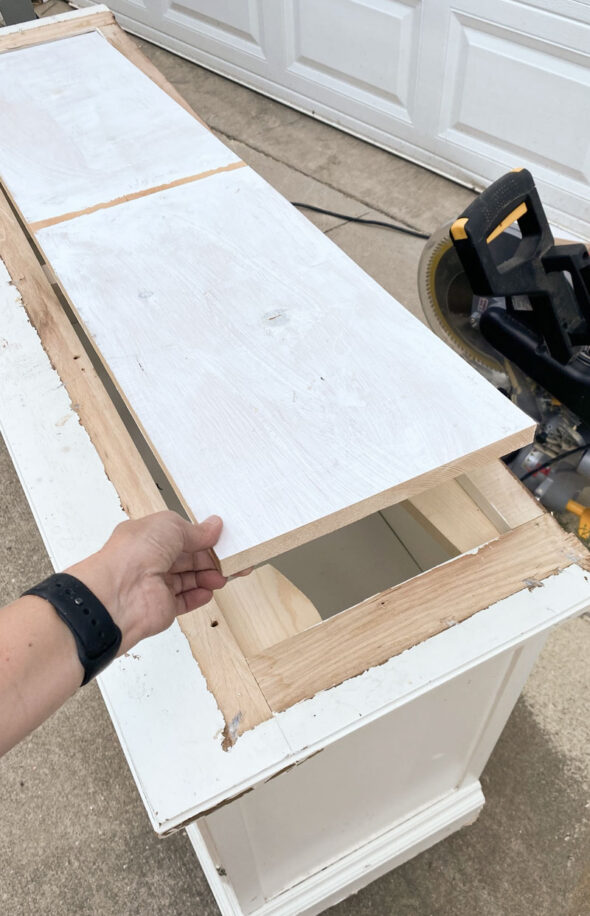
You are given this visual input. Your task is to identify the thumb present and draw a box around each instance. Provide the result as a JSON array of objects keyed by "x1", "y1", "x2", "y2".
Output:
[{"x1": 180, "y1": 514, "x2": 223, "y2": 554}]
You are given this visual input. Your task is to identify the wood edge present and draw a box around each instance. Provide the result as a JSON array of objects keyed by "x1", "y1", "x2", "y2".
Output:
[
  {"x1": 97, "y1": 21, "x2": 210, "y2": 126},
  {"x1": 178, "y1": 600, "x2": 274, "y2": 742},
  {"x1": 217, "y1": 428, "x2": 537, "y2": 575},
  {"x1": 214, "y1": 565, "x2": 322, "y2": 656},
  {"x1": 458, "y1": 459, "x2": 544, "y2": 531},
  {"x1": 0, "y1": 186, "x2": 270, "y2": 741},
  {"x1": 0, "y1": 7, "x2": 115, "y2": 52},
  {"x1": 403, "y1": 499, "x2": 461, "y2": 555},
  {"x1": 247, "y1": 513, "x2": 588, "y2": 712}
]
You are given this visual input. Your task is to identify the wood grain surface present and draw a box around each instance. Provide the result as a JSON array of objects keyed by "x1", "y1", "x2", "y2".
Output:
[
  {"x1": 36, "y1": 165, "x2": 534, "y2": 573},
  {"x1": 0, "y1": 30, "x2": 239, "y2": 226},
  {"x1": 248, "y1": 513, "x2": 590, "y2": 712}
]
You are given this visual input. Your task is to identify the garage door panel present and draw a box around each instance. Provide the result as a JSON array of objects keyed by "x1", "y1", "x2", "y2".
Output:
[
  {"x1": 283, "y1": 0, "x2": 422, "y2": 125},
  {"x1": 160, "y1": 0, "x2": 269, "y2": 66},
  {"x1": 438, "y1": 11, "x2": 590, "y2": 189}
]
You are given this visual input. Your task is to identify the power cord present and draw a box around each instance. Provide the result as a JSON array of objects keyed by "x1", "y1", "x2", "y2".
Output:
[
  {"x1": 519, "y1": 444, "x2": 588, "y2": 481},
  {"x1": 291, "y1": 202, "x2": 430, "y2": 240}
]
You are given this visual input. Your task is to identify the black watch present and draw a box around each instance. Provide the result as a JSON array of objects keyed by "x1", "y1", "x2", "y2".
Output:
[{"x1": 23, "y1": 573, "x2": 122, "y2": 685}]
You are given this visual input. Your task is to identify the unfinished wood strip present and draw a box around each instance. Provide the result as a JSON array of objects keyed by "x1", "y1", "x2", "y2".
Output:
[
  {"x1": 0, "y1": 5, "x2": 114, "y2": 51},
  {"x1": 0, "y1": 30, "x2": 240, "y2": 226},
  {"x1": 177, "y1": 599, "x2": 272, "y2": 746},
  {"x1": 97, "y1": 22, "x2": 207, "y2": 125},
  {"x1": 29, "y1": 161, "x2": 247, "y2": 232},
  {"x1": 248, "y1": 513, "x2": 590, "y2": 712},
  {"x1": 0, "y1": 186, "x2": 271, "y2": 738},
  {"x1": 458, "y1": 460, "x2": 544, "y2": 532},
  {"x1": 404, "y1": 478, "x2": 500, "y2": 555},
  {"x1": 215, "y1": 566, "x2": 322, "y2": 657},
  {"x1": 0, "y1": 188, "x2": 162, "y2": 520}
]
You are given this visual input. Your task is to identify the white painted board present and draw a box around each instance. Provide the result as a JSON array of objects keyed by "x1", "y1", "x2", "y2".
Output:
[
  {"x1": 37, "y1": 166, "x2": 534, "y2": 573},
  {"x1": 0, "y1": 30, "x2": 239, "y2": 226}
]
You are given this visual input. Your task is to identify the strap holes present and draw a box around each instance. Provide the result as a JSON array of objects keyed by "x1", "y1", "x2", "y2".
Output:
[
  {"x1": 91, "y1": 619, "x2": 97, "y2": 626},
  {"x1": 83, "y1": 608, "x2": 89, "y2": 615}
]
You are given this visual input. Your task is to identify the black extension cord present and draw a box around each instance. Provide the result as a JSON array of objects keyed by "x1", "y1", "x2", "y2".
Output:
[{"x1": 291, "y1": 202, "x2": 429, "y2": 240}]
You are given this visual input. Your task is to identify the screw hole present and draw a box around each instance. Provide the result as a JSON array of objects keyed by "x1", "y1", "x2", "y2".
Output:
[{"x1": 210, "y1": 620, "x2": 219, "y2": 628}]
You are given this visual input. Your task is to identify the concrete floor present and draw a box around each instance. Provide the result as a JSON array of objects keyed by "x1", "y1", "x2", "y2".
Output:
[{"x1": 1, "y1": 7, "x2": 589, "y2": 916}]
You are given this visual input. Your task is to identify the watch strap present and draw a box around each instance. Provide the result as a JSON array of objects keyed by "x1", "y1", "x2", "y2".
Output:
[{"x1": 23, "y1": 573, "x2": 122, "y2": 685}]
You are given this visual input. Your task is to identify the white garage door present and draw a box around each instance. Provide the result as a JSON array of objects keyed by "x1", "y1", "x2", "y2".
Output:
[{"x1": 81, "y1": 0, "x2": 590, "y2": 236}]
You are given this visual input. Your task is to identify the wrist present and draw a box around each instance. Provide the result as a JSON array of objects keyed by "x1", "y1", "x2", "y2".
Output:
[
  {"x1": 65, "y1": 553, "x2": 141, "y2": 655},
  {"x1": 24, "y1": 573, "x2": 122, "y2": 684}
]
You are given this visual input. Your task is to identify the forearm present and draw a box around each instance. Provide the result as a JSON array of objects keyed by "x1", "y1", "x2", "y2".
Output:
[{"x1": 0, "y1": 595, "x2": 83, "y2": 756}]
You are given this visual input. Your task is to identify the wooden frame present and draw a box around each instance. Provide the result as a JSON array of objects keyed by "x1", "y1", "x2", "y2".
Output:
[{"x1": 1, "y1": 7, "x2": 588, "y2": 751}]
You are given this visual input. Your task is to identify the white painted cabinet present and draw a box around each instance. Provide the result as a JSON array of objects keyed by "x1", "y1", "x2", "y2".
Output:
[{"x1": 80, "y1": 0, "x2": 590, "y2": 236}]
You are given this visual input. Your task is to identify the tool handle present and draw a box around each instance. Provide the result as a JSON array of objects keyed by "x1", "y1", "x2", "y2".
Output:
[{"x1": 449, "y1": 168, "x2": 554, "y2": 296}]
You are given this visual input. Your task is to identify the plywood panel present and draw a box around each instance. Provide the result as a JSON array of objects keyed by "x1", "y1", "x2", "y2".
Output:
[
  {"x1": 0, "y1": 30, "x2": 239, "y2": 226},
  {"x1": 35, "y1": 164, "x2": 534, "y2": 574},
  {"x1": 37, "y1": 169, "x2": 533, "y2": 572}
]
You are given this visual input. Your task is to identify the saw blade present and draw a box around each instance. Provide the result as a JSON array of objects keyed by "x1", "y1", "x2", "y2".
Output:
[{"x1": 418, "y1": 220, "x2": 515, "y2": 389}]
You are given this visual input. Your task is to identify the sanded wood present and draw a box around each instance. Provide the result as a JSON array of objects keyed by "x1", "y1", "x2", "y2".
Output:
[
  {"x1": 0, "y1": 5, "x2": 114, "y2": 51},
  {"x1": 247, "y1": 514, "x2": 590, "y2": 712},
  {"x1": 215, "y1": 566, "x2": 322, "y2": 657},
  {"x1": 0, "y1": 30, "x2": 240, "y2": 226},
  {"x1": 405, "y1": 478, "x2": 500, "y2": 554},
  {"x1": 0, "y1": 186, "x2": 271, "y2": 739},
  {"x1": 458, "y1": 461, "x2": 544, "y2": 532}
]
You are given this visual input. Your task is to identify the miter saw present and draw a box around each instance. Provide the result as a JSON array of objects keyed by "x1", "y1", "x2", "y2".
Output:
[{"x1": 418, "y1": 167, "x2": 590, "y2": 536}]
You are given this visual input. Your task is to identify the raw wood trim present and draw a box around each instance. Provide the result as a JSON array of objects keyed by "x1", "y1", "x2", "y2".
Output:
[
  {"x1": 216, "y1": 566, "x2": 322, "y2": 657},
  {"x1": 0, "y1": 7, "x2": 115, "y2": 52},
  {"x1": 405, "y1": 478, "x2": 500, "y2": 554},
  {"x1": 247, "y1": 514, "x2": 590, "y2": 713},
  {"x1": 458, "y1": 460, "x2": 544, "y2": 532},
  {"x1": 0, "y1": 189, "x2": 162, "y2": 520},
  {"x1": 97, "y1": 22, "x2": 208, "y2": 125},
  {"x1": 29, "y1": 161, "x2": 247, "y2": 232},
  {"x1": 0, "y1": 186, "x2": 271, "y2": 739},
  {"x1": 177, "y1": 599, "x2": 272, "y2": 746}
]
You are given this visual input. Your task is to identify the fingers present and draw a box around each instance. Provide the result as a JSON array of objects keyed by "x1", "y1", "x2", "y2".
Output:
[
  {"x1": 178, "y1": 513, "x2": 223, "y2": 555},
  {"x1": 176, "y1": 587, "x2": 214, "y2": 614},
  {"x1": 171, "y1": 569, "x2": 226, "y2": 594}
]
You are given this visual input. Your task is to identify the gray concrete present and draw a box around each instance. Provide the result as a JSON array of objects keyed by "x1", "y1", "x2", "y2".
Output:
[{"x1": 1, "y1": 12, "x2": 589, "y2": 916}]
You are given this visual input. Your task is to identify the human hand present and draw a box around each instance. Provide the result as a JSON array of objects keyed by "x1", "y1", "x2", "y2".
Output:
[{"x1": 66, "y1": 511, "x2": 226, "y2": 654}]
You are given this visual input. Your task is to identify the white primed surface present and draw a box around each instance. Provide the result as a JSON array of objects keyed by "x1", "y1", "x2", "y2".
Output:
[
  {"x1": 77, "y1": 0, "x2": 590, "y2": 236},
  {"x1": 36, "y1": 165, "x2": 532, "y2": 571},
  {"x1": 0, "y1": 30, "x2": 239, "y2": 225}
]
